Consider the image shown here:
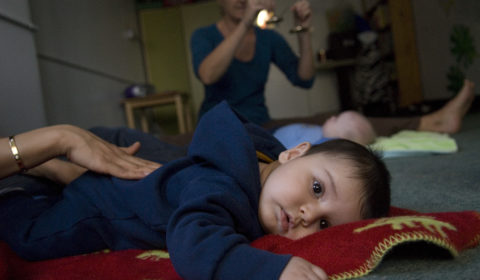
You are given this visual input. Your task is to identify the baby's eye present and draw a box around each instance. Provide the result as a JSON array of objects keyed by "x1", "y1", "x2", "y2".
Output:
[
  {"x1": 320, "y1": 219, "x2": 329, "y2": 230},
  {"x1": 312, "y1": 180, "x2": 324, "y2": 197}
]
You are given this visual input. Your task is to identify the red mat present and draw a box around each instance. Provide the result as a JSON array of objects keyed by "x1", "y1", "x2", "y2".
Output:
[{"x1": 1, "y1": 208, "x2": 479, "y2": 280}]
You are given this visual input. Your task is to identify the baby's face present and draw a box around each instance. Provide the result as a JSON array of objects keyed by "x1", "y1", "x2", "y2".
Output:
[{"x1": 258, "y1": 144, "x2": 363, "y2": 240}]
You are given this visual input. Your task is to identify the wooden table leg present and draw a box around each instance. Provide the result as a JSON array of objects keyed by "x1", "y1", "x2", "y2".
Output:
[
  {"x1": 123, "y1": 92, "x2": 191, "y2": 134},
  {"x1": 139, "y1": 109, "x2": 149, "y2": 133},
  {"x1": 124, "y1": 103, "x2": 135, "y2": 129},
  {"x1": 185, "y1": 105, "x2": 192, "y2": 132},
  {"x1": 174, "y1": 94, "x2": 186, "y2": 134}
]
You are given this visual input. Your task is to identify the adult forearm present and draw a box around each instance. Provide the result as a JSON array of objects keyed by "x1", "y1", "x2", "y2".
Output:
[
  {"x1": 27, "y1": 158, "x2": 87, "y2": 185},
  {"x1": 0, "y1": 125, "x2": 66, "y2": 179},
  {"x1": 198, "y1": 22, "x2": 249, "y2": 85},
  {"x1": 1, "y1": 124, "x2": 161, "y2": 181},
  {"x1": 296, "y1": 31, "x2": 315, "y2": 80}
]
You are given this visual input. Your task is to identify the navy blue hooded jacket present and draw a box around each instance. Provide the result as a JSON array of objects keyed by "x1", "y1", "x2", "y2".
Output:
[{"x1": 0, "y1": 102, "x2": 291, "y2": 280}]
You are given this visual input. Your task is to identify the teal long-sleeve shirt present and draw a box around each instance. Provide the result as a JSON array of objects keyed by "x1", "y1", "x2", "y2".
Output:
[{"x1": 191, "y1": 24, "x2": 314, "y2": 125}]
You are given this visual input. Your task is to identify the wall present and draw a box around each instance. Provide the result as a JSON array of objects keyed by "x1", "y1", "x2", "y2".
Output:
[
  {"x1": 181, "y1": 1, "x2": 221, "y2": 121},
  {"x1": 412, "y1": 0, "x2": 480, "y2": 100},
  {"x1": 30, "y1": 0, "x2": 145, "y2": 129},
  {"x1": 138, "y1": 1, "x2": 221, "y2": 131},
  {"x1": 140, "y1": 7, "x2": 191, "y2": 94},
  {"x1": 0, "y1": 0, "x2": 46, "y2": 135}
]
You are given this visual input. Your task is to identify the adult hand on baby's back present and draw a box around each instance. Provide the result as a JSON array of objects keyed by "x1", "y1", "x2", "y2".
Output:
[
  {"x1": 280, "y1": 256, "x2": 328, "y2": 280},
  {"x1": 60, "y1": 125, "x2": 161, "y2": 179}
]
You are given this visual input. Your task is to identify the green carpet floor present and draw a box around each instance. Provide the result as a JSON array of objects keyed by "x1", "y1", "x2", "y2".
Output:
[{"x1": 362, "y1": 112, "x2": 480, "y2": 279}]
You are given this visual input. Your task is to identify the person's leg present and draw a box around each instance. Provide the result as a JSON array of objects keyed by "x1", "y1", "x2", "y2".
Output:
[
  {"x1": 0, "y1": 174, "x2": 63, "y2": 197},
  {"x1": 263, "y1": 111, "x2": 418, "y2": 137},
  {"x1": 0, "y1": 175, "x2": 125, "y2": 262},
  {"x1": 0, "y1": 191, "x2": 108, "y2": 261},
  {"x1": 266, "y1": 80, "x2": 474, "y2": 137},
  {"x1": 418, "y1": 79, "x2": 475, "y2": 134},
  {"x1": 367, "y1": 116, "x2": 420, "y2": 137},
  {"x1": 371, "y1": 79, "x2": 474, "y2": 136},
  {"x1": 0, "y1": 172, "x2": 166, "y2": 261},
  {"x1": 263, "y1": 110, "x2": 419, "y2": 137}
]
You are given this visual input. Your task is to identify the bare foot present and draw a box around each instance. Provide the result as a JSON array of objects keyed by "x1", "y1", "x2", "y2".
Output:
[{"x1": 419, "y1": 79, "x2": 475, "y2": 134}]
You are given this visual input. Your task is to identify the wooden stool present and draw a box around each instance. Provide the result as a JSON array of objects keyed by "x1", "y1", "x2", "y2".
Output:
[{"x1": 122, "y1": 91, "x2": 191, "y2": 134}]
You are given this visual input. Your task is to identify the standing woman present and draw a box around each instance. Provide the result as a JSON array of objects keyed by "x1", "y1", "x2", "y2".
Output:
[{"x1": 191, "y1": 0, "x2": 314, "y2": 125}]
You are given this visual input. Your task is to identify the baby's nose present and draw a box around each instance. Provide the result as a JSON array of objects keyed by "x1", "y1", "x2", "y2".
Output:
[{"x1": 300, "y1": 204, "x2": 321, "y2": 226}]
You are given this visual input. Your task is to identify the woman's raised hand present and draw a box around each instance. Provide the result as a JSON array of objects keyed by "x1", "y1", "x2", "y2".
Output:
[
  {"x1": 291, "y1": 0, "x2": 311, "y2": 29},
  {"x1": 242, "y1": 0, "x2": 276, "y2": 26}
]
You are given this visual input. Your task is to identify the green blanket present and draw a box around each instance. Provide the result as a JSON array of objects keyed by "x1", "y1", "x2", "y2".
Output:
[{"x1": 369, "y1": 130, "x2": 458, "y2": 158}]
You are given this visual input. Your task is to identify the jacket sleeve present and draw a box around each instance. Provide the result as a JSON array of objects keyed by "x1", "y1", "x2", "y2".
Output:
[{"x1": 166, "y1": 174, "x2": 291, "y2": 280}]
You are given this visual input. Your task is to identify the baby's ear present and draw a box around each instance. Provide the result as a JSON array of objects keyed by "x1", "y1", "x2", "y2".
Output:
[{"x1": 278, "y1": 142, "x2": 311, "y2": 163}]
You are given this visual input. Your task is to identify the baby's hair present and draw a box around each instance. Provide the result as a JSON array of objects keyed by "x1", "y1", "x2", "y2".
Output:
[{"x1": 303, "y1": 139, "x2": 391, "y2": 219}]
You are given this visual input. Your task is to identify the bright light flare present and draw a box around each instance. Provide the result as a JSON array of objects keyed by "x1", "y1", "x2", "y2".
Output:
[{"x1": 256, "y1": 9, "x2": 274, "y2": 29}]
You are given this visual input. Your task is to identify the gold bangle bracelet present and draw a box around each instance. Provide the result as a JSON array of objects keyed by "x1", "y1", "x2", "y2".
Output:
[
  {"x1": 289, "y1": 25, "x2": 313, "y2": 34},
  {"x1": 8, "y1": 136, "x2": 27, "y2": 172}
]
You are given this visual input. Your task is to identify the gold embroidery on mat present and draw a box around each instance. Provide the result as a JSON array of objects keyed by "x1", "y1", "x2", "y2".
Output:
[
  {"x1": 354, "y1": 216, "x2": 457, "y2": 238},
  {"x1": 465, "y1": 211, "x2": 480, "y2": 248},
  {"x1": 136, "y1": 250, "x2": 170, "y2": 261},
  {"x1": 467, "y1": 233, "x2": 480, "y2": 249},
  {"x1": 466, "y1": 212, "x2": 480, "y2": 248},
  {"x1": 329, "y1": 231, "x2": 459, "y2": 280},
  {"x1": 81, "y1": 249, "x2": 111, "y2": 256}
]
